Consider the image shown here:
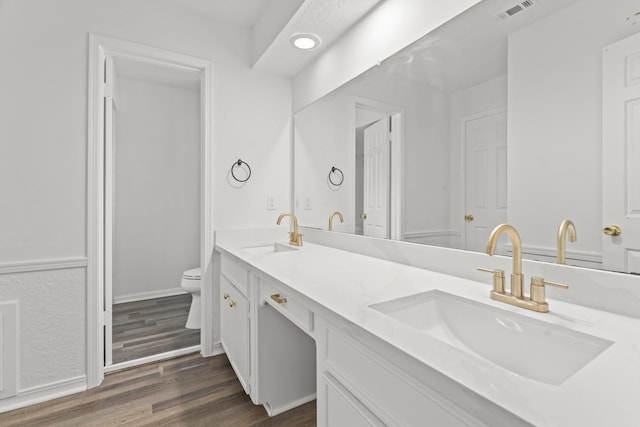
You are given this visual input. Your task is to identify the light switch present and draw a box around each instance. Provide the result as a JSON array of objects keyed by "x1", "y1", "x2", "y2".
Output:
[{"x1": 304, "y1": 196, "x2": 312, "y2": 210}]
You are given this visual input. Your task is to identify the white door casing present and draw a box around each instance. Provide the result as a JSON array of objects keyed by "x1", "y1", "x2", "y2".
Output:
[
  {"x1": 464, "y1": 110, "x2": 508, "y2": 252},
  {"x1": 603, "y1": 31, "x2": 640, "y2": 273},
  {"x1": 87, "y1": 34, "x2": 213, "y2": 387},
  {"x1": 103, "y1": 55, "x2": 115, "y2": 366},
  {"x1": 363, "y1": 118, "x2": 391, "y2": 238}
]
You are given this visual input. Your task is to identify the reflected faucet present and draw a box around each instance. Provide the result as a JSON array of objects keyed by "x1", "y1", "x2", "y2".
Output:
[
  {"x1": 277, "y1": 212, "x2": 303, "y2": 246},
  {"x1": 328, "y1": 211, "x2": 344, "y2": 231},
  {"x1": 557, "y1": 219, "x2": 577, "y2": 264},
  {"x1": 485, "y1": 224, "x2": 524, "y2": 298}
]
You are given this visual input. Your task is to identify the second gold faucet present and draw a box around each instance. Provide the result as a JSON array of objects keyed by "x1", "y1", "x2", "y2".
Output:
[
  {"x1": 277, "y1": 212, "x2": 303, "y2": 246},
  {"x1": 329, "y1": 211, "x2": 344, "y2": 231}
]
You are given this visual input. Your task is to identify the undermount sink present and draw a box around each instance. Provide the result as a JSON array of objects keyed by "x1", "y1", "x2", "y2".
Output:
[
  {"x1": 370, "y1": 290, "x2": 613, "y2": 385},
  {"x1": 242, "y1": 242, "x2": 299, "y2": 255}
]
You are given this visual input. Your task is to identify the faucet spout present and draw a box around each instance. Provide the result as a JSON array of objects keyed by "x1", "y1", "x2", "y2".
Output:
[
  {"x1": 556, "y1": 219, "x2": 577, "y2": 264},
  {"x1": 328, "y1": 211, "x2": 344, "y2": 231},
  {"x1": 486, "y1": 224, "x2": 524, "y2": 298},
  {"x1": 277, "y1": 212, "x2": 302, "y2": 246}
]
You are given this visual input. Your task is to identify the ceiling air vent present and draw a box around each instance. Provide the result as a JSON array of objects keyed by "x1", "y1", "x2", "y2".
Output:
[{"x1": 497, "y1": 0, "x2": 538, "y2": 20}]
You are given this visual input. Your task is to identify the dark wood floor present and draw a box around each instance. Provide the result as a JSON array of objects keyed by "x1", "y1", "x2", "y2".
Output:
[
  {"x1": 113, "y1": 294, "x2": 200, "y2": 364},
  {"x1": 0, "y1": 353, "x2": 316, "y2": 426}
]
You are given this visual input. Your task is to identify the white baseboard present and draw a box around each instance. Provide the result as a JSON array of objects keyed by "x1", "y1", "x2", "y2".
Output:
[
  {"x1": 0, "y1": 375, "x2": 87, "y2": 414},
  {"x1": 208, "y1": 341, "x2": 225, "y2": 357},
  {"x1": 113, "y1": 287, "x2": 188, "y2": 304},
  {"x1": 263, "y1": 393, "x2": 317, "y2": 417}
]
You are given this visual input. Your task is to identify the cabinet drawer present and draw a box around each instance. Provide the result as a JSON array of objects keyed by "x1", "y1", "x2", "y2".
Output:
[
  {"x1": 324, "y1": 327, "x2": 475, "y2": 427},
  {"x1": 221, "y1": 254, "x2": 249, "y2": 295},
  {"x1": 261, "y1": 279, "x2": 314, "y2": 334}
]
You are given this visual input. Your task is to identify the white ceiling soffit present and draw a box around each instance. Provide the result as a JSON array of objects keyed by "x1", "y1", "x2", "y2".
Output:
[
  {"x1": 156, "y1": 0, "x2": 272, "y2": 27},
  {"x1": 253, "y1": 0, "x2": 384, "y2": 76}
]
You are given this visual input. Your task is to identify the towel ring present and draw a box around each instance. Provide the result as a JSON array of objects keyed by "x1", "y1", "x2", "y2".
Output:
[
  {"x1": 231, "y1": 159, "x2": 251, "y2": 182},
  {"x1": 328, "y1": 166, "x2": 343, "y2": 186}
]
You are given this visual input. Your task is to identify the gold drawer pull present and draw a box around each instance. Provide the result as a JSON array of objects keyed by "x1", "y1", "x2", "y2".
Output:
[
  {"x1": 223, "y1": 293, "x2": 230, "y2": 300},
  {"x1": 229, "y1": 300, "x2": 236, "y2": 308},
  {"x1": 271, "y1": 293, "x2": 287, "y2": 304}
]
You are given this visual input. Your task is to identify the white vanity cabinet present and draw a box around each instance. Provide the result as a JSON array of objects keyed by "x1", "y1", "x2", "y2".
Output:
[
  {"x1": 314, "y1": 317, "x2": 528, "y2": 427},
  {"x1": 219, "y1": 252, "x2": 317, "y2": 415},
  {"x1": 220, "y1": 254, "x2": 251, "y2": 394}
]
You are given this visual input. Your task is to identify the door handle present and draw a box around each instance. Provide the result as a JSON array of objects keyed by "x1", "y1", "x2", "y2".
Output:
[
  {"x1": 465, "y1": 214, "x2": 474, "y2": 221},
  {"x1": 360, "y1": 213, "x2": 367, "y2": 220},
  {"x1": 603, "y1": 225, "x2": 621, "y2": 236}
]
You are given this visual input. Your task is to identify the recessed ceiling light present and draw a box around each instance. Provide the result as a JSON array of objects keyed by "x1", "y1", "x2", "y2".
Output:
[{"x1": 289, "y1": 33, "x2": 321, "y2": 50}]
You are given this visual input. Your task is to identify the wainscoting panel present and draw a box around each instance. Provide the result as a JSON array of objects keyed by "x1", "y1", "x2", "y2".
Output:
[{"x1": 0, "y1": 301, "x2": 18, "y2": 400}]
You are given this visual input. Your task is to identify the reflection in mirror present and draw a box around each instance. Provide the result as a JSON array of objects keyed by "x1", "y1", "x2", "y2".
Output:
[{"x1": 293, "y1": 0, "x2": 640, "y2": 273}]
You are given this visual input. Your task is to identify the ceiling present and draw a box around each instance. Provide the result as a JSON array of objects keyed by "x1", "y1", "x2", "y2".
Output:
[{"x1": 159, "y1": 0, "x2": 384, "y2": 76}]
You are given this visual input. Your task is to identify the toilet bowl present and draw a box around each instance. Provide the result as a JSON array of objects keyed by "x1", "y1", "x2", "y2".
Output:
[{"x1": 181, "y1": 267, "x2": 201, "y2": 329}]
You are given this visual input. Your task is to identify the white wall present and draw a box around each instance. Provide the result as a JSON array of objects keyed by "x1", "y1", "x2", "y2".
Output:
[
  {"x1": 113, "y1": 77, "x2": 200, "y2": 301},
  {"x1": 292, "y1": 0, "x2": 482, "y2": 111},
  {"x1": 0, "y1": 0, "x2": 291, "y2": 408},
  {"x1": 508, "y1": 0, "x2": 639, "y2": 264}
]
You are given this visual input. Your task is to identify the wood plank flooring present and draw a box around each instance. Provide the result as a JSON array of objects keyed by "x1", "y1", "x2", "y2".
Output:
[
  {"x1": 0, "y1": 353, "x2": 317, "y2": 426},
  {"x1": 113, "y1": 294, "x2": 200, "y2": 364}
]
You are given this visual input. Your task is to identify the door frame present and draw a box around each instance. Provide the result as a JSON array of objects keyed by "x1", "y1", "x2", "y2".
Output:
[
  {"x1": 87, "y1": 34, "x2": 214, "y2": 388},
  {"x1": 349, "y1": 97, "x2": 404, "y2": 240},
  {"x1": 459, "y1": 107, "x2": 507, "y2": 249}
]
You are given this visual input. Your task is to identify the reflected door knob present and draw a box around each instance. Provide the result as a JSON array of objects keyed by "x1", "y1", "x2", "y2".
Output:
[
  {"x1": 465, "y1": 214, "x2": 474, "y2": 221},
  {"x1": 603, "y1": 225, "x2": 622, "y2": 236},
  {"x1": 361, "y1": 213, "x2": 367, "y2": 220}
]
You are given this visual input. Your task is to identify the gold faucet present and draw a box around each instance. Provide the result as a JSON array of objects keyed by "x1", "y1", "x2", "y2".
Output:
[
  {"x1": 485, "y1": 224, "x2": 524, "y2": 298},
  {"x1": 277, "y1": 212, "x2": 303, "y2": 246},
  {"x1": 479, "y1": 223, "x2": 568, "y2": 313},
  {"x1": 328, "y1": 211, "x2": 344, "y2": 231},
  {"x1": 557, "y1": 219, "x2": 577, "y2": 264}
]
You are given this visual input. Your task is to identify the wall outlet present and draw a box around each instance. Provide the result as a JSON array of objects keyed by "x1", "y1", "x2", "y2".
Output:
[
  {"x1": 304, "y1": 196, "x2": 312, "y2": 210},
  {"x1": 267, "y1": 194, "x2": 277, "y2": 210}
]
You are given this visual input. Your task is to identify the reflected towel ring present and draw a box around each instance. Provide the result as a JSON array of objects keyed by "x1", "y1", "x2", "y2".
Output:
[
  {"x1": 328, "y1": 166, "x2": 343, "y2": 186},
  {"x1": 231, "y1": 159, "x2": 251, "y2": 182}
]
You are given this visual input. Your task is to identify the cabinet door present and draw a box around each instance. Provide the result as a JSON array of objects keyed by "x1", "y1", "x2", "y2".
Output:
[
  {"x1": 220, "y1": 275, "x2": 250, "y2": 394},
  {"x1": 323, "y1": 373, "x2": 384, "y2": 427}
]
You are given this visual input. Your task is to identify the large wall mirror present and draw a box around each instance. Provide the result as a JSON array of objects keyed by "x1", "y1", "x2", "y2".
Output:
[{"x1": 294, "y1": 0, "x2": 640, "y2": 274}]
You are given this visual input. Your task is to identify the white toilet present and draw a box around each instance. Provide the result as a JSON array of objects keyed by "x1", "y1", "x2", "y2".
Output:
[{"x1": 181, "y1": 267, "x2": 201, "y2": 329}]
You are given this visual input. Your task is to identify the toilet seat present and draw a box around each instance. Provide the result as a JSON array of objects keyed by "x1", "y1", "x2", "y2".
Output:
[{"x1": 182, "y1": 268, "x2": 201, "y2": 280}]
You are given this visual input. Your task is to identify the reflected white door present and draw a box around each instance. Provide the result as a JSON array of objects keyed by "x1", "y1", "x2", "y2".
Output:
[
  {"x1": 104, "y1": 56, "x2": 115, "y2": 366},
  {"x1": 363, "y1": 118, "x2": 390, "y2": 238},
  {"x1": 602, "y1": 32, "x2": 640, "y2": 273},
  {"x1": 465, "y1": 111, "x2": 508, "y2": 252}
]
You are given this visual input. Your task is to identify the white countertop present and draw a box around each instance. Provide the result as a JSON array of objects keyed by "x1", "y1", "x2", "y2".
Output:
[{"x1": 216, "y1": 237, "x2": 640, "y2": 426}]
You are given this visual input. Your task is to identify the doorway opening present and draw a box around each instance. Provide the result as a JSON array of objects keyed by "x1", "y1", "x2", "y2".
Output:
[
  {"x1": 106, "y1": 56, "x2": 202, "y2": 367},
  {"x1": 352, "y1": 99, "x2": 403, "y2": 240},
  {"x1": 88, "y1": 35, "x2": 214, "y2": 387}
]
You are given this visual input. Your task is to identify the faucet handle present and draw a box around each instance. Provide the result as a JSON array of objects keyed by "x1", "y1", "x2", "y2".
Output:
[
  {"x1": 530, "y1": 276, "x2": 568, "y2": 305},
  {"x1": 478, "y1": 267, "x2": 506, "y2": 294}
]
